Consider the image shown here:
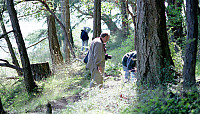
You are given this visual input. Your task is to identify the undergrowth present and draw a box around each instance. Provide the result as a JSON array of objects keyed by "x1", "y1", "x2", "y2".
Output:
[
  {"x1": 1, "y1": 32, "x2": 200, "y2": 113},
  {"x1": 0, "y1": 61, "x2": 89, "y2": 113},
  {"x1": 122, "y1": 87, "x2": 200, "y2": 114}
]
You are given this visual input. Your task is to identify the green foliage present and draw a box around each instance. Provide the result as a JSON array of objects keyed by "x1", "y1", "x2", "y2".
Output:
[
  {"x1": 196, "y1": 61, "x2": 200, "y2": 78},
  {"x1": 25, "y1": 29, "x2": 51, "y2": 63},
  {"x1": 0, "y1": 62, "x2": 89, "y2": 113},
  {"x1": 168, "y1": 28, "x2": 184, "y2": 73},
  {"x1": 105, "y1": 61, "x2": 122, "y2": 76},
  {"x1": 107, "y1": 33, "x2": 135, "y2": 64},
  {"x1": 122, "y1": 88, "x2": 200, "y2": 114},
  {"x1": 166, "y1": 1, "x2": 184, "y2": 28},
  {"x1": 16, "y1": 2, "x2": 46, "y2": 21},
  {"x1": 0, "y1": 79, "x2": 31, "y2": 112}
]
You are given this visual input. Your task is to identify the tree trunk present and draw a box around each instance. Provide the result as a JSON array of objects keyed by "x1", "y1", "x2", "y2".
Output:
[
  {"x1": 93, "y1": 0, "x2": 101, "y2": 39},
  {"x1": 136, "y1": 0, "x2": 174, "y2": 88},
  {"x1": 6, "y1": 0, "x2": 37, "y2": 93},
  {"x1": 0, "y1": 13, "x2": 22, "y2": 76},
  {"x1": 183, "y1": 0, "x2": 198, "y2": 89},
  {"x1": 62, "y1": 0, "x2": 71, "y2": 63},
  {"x1": 47, "y1": 14, "x2": 64, "y2": 66},
  {"x1": 0, "y1": 98, "x2": 6, "y2": 114},
  {"x1": 102, "y1": 14, "x2": 120, "y2": 33},
  {"x1": 126, "y1": 0, "x2": 137, "y2": 48},
  {"x1": 96, "y1": 0, "x2": 101, "y2": 36},
  {"x1": 30, "y1": 62, "x2": 51, "y2": 81},
  {"x1": 37, "y1": 0, "x2": 76, "y2": 58},
  {"x1": 120, "y1": 0, "x2": 129, "y2": 38}
]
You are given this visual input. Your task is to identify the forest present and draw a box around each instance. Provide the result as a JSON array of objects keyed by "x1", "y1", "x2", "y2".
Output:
[{"x1": 0, "y1": 0, "x2": 200, "y2": 113}]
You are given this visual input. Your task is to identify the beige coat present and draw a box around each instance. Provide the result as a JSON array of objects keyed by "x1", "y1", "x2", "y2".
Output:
[{"x1": 86, "y1": 38, "x2": 105, "y2": 71}]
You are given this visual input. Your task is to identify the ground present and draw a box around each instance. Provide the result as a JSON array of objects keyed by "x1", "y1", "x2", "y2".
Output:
[{"x1": 30, "y1": 74, "x2": 137, "y2": 113}]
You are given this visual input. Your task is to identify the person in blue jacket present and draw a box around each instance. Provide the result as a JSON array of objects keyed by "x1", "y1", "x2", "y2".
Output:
[
  {"x1": 122, "y1": 51, "x2": 137, "y2": 83},
  {"x1": 80, "y1": 27, "x2": 89, "y2": 51}
]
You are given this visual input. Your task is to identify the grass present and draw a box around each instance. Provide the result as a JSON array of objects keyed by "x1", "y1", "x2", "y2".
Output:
[
  {"x1": 0, "y1": 59, "x2": 138, "y2": 113},
  {"x1": 196, "y1": 61, "x2": 200, "y2": 79},
  {"x1": 60, "y1": 78, "x2": 138, "y2": 114},
  {"x1": 0, "y1": 61, "x2": 90, "y2": 113},
  {"x1": 1, "y1": 32, "x2": 200, "y2": 113}
]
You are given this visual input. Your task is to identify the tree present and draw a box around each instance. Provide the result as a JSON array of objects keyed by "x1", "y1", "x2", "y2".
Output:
[
  {"x1": 0, "y1": 11, "x2": 22, "y2": 76},
  {"x1": 0, "y1": 98, "x2": 6, "y2": 114},
  {"x1": 73, "y1": 1, "x2": 124, "y2": 34},
  {"x1": 182, "y1": 0, "x2": 198, "y2": 89},
  {"x1": 25, "y1": 0, "x2": 76, "y2": 58},
  {"x1": 61, "y1": 0, "x2": 71, "y2": 62},
  {"x1": 136, "y1": 0, "x2": 174, "y2": 88},
  {"x1": 119, "y1": 0, "x2": 128, "y2": 37},
  {"x1": 93, "y1": 0, "x2": 101, "y2": 39},
  {"x1": 6, "y1": 0, "x2": 37, "y2": 93},
  {"x1": 126, "y1": 0, "x2": 137, "y2": 48},
  {"x1": 47, "y1": 14, "x2": 64, "y2": 66}
]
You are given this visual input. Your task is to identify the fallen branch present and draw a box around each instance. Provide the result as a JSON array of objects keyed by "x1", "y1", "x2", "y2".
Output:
[
  {"x1": 26, "y1": 37, "x2": 47, "y2": 49},
  {"x1": 5, "y1": 76, "x2": 20, "y2": 79},
  {"x1": 0, "y1": 59, "x2": 23, "y2": 72}
]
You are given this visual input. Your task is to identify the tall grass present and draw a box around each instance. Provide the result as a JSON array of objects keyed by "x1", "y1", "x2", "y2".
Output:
[
  {"x1": 0, "y1": 61, "x2": 89, "y2": 113},
  {"x1": 1, "y1": 30, "x2": 200, "y2": 113}
]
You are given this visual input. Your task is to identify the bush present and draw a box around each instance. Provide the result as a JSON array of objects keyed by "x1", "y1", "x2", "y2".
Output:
[{"x1": 122, "y1": 88, "x2": 200, "y2": 114}]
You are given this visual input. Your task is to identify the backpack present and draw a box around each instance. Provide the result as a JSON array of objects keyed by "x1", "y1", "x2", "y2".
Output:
[{"x1": 83, "y1": 51, "x2": 89, "y2": 63}]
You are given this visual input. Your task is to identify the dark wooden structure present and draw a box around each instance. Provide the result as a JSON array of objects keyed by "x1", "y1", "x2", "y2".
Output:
[{"x1": 30, "y1": 62, "x2": 51, "y2": 81}]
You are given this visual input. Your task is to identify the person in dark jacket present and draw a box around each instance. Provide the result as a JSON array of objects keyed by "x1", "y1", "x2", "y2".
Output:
[
  {"x1": 80, "y1": 27, "x2": 89, "y2": 51},
  {"x1": 122, "y1": 51, "x2": 137, "y2": 83}
]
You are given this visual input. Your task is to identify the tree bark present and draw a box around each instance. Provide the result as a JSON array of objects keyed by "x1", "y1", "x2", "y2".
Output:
[
  {"x1": 183, "y1": 0, "x2": 198, "y2": 89},
  {"x1": 120, "y1": 0, "x2": 129, "y2": 38},
  {"x1": 126, "y1": 0, "x2": 137, "y2": 48},
  {"x1": 47, "y1": 14, "x2": 64, "y2": 66},
  {"x1": 62, "y1": 0, "x2": 71, "y2": 62},
  {"x1": 0, "y1": 98, "x2": 6, "y2": 114},
  {"x1": 6, "y1": 0, "x2": 37, "y2": 93},
  {"x1": 37, "y1": 0, "x2": 76, "y2": 58},
  {"x1": 30, "y1": 62, "x2": 51, "y2": 81},
  {"x1": 136, "y1": 0, "x2": 174, "y2": 88},
  {"x1": 0, "y1": 13, "x2": 22, "y2": 76},
  {"x1": 93, "y1": 0, "x2": 101, "y2": 39},
  {"x1": 101, "y1": 14, "x2": 120, "y2": 33},
  {"x1": 0, "y1": 59, "x2": 23, "y2": 72}
]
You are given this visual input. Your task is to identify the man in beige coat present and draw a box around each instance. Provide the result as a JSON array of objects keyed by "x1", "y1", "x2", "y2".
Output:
[{"x1": 86, "y1": 33, "x2": 110, "y2": 88}]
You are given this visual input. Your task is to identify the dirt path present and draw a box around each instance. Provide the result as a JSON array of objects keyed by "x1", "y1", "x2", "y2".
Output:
[
  {"x1": 59, "y1": 76, "x2": 137, "y2": 114},
  {"x1": 30, "y1": 74, "x2": 137, "y2": 113}
]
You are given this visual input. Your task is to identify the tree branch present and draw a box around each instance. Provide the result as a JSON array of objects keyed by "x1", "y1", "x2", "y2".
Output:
[
  {"x1": 0, "y1": 30, "x2": 14, "y2": 39},
  {"x1": 0, "y1": 59, "x2": 23, "y2": 72},
  {"x1": 26, "y1": 37, "x2": 47, "y2": 49},
  {"x1": 0, "y1": 45, "x2": 9, "y2": 53},
  {"x1": 25, "y1": 0, "x2": 76, "y2": 58},
  {"x1": 126, "y1": 0, "x2": 136, "y2": 25}
]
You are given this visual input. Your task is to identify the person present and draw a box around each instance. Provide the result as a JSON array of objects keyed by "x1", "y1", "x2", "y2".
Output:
[
  {"x1": 122, "y1": 51, "x2": 137, "y2": 83},
  {"x1": 80, "y1": 27, "x2": 89, "y2": 51},
  {"x1": 86, "y1": 33, "x2": 110, "y2": 88}
]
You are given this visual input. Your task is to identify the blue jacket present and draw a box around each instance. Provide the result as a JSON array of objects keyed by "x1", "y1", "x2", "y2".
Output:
[
  {"x1": 122, "y1": 51, "x2": 137, "y2": 70},
  {"x1": 81, "y1": 30, "x2": 89, "y2": 41}
]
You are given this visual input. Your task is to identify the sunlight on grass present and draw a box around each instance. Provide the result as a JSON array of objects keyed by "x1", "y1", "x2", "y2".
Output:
[
  {"x1": 196, "y1": 61, "x2": 200, "y2": 78},
  {"x1": 0, "y1": 61, "x2": 88, "y2": 113},
  {"x1": 61, "y1": 78, "x2": 138, "y2": 114}
]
